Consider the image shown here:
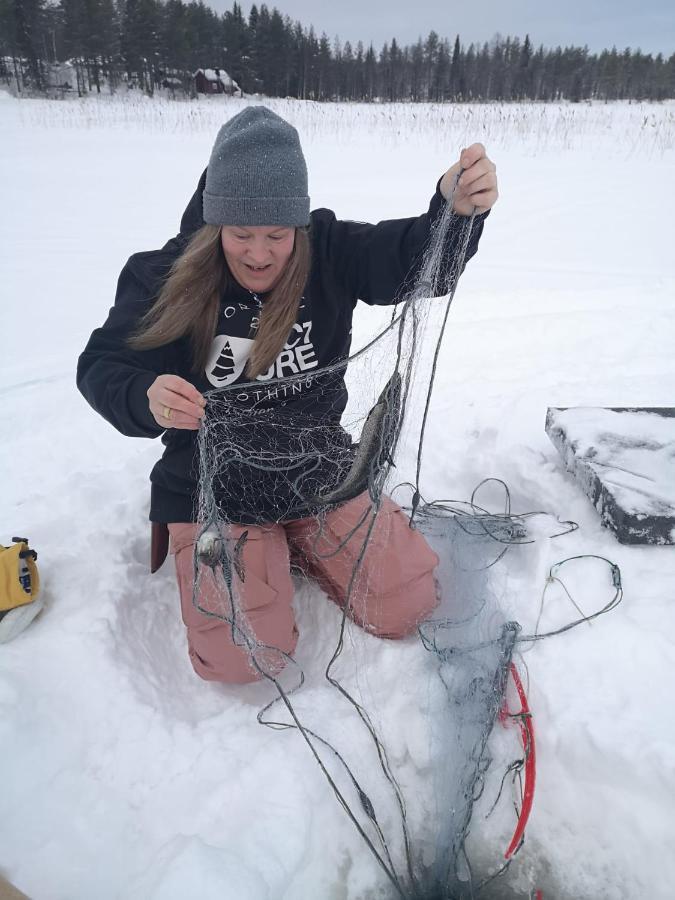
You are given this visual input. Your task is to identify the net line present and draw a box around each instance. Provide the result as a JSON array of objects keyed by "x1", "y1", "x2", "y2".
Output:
[{"x1": 190, "y1": 176, "x2": 623, "y2": 898}]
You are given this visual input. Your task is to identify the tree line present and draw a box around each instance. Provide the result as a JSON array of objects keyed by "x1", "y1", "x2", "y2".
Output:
[{"x1": 2, "y1": 0, "x2": 674, "y2": 100}]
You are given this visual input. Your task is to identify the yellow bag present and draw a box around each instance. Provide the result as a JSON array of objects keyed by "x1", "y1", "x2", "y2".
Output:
[{"x1": 0, "y1": 538, "x2": 40, "y2": 612}]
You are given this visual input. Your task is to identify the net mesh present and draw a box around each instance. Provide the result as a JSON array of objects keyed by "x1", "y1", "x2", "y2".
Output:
[{"x1": 189, "y1": 183, "x2": 622, "y2": 898}]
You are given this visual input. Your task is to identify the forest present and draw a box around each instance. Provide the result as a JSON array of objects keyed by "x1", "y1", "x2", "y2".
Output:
[{"x1": 2, "y1": 0, "x2": 674, "y2": 101}]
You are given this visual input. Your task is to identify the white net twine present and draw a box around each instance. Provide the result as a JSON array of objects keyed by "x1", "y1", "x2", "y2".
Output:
[{"x1": 189, "y1": 185, "x2": 622, "y2": 898}]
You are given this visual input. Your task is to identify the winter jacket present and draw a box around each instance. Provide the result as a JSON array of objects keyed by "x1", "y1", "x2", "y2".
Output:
[{"x1": 77, "y1": 170, "x2": 487, "y2": 524}]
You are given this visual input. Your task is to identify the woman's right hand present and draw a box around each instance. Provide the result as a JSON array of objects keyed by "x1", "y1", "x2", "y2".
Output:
[{"x1": 147, "y1": 375, "x2": 206, "y2": 430}]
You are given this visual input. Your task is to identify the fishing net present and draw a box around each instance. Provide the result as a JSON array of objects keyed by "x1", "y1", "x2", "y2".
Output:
[{"x1": 190, "y1": 182, "x2": 622, "y2": 898}]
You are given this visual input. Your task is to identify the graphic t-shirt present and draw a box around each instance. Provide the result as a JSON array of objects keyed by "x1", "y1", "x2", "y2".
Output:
[{"x1": 205, "y1": 294, "x2": 319, "y2": 397}]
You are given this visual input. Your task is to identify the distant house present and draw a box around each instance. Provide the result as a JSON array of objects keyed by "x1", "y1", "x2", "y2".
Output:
[
  {"x1": 161, "y1": 75, "x2": 186, "y2": 97},
  {"x1": 194, "y1": 68, "x2": 241, "y2": 97},
  {"x1": 45, "y1": 61, "x2": 77, "y2": 96}
]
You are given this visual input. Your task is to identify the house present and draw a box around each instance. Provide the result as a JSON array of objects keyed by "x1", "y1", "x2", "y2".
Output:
[
  {"x1": 46, "y1": 61, "x2": 77, "y2": 92},
  {"x1": 193, "y1": 68, "x2": 241, "y2": 97},
  {"x1": 161, "y1": 75, "x2": 186, "y2": 97},
  {"x1": 1, "y1": 56, "x2": 77, "y2": 95}
]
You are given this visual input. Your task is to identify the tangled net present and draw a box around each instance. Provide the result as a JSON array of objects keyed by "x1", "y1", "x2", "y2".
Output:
[{"x1": 191, "y1": 182, "x2": 622, "y2": 898}]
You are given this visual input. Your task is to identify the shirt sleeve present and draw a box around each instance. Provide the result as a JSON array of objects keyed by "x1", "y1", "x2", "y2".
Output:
[
  {"x1": 315, "y1": 179, "x2": 488, "y2": 306},
  {"x1": 76, "y1": 263, "x2": 176, "y2": 439}
]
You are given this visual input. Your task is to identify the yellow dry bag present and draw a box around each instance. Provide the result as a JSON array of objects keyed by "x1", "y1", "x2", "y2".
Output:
[{"x1": 0, "y1": 537, "x2": 40, "y2": 612}]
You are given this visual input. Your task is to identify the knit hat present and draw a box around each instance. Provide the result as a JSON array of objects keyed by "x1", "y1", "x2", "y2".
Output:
[{"x1": 203, "y1": 107, "x2": 310, "y2": 227}]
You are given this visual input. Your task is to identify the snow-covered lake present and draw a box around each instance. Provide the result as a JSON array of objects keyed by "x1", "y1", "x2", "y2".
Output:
[{"x1": 2, "y1": 94, "x2": 675, "y2": 900}]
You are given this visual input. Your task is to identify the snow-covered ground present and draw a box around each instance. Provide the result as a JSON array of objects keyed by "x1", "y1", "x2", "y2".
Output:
[{"x1": 2, "y1": 94, "x2": 675, "y2": 900}]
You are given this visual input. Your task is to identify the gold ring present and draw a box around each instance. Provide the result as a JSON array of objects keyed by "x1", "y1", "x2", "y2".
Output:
[{"x1": 163, "y1": 405, "x2": 173, "y2": 420}]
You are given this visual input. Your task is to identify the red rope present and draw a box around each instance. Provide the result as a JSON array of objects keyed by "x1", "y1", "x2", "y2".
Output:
[{"x1": 503, "y1": 661, "x2": 536, "y2": 859}]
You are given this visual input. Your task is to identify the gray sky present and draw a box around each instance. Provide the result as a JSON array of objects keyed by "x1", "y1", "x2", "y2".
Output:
[{"x1": 210, "y1": 0, "x2": 674, "y2": 56}]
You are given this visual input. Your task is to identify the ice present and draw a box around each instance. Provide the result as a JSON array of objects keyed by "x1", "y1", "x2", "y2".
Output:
[{"x1": 1, "y1": 94, "x2": 675, "y2": 899}]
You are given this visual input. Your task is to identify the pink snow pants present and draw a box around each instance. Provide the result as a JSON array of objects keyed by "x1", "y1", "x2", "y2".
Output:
[{"x1": 168, "y1": 492, "x2": 439, "y2": 684}]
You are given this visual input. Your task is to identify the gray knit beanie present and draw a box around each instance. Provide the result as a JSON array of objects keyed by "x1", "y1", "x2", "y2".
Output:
[{"x1": 203, "y1": 107, "x2": 310, "y2": 227}]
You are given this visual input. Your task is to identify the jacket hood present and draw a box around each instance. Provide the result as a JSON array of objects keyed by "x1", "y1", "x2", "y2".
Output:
[{"x1": 180, "y1": 168, "x2": 208, "y2": 236}]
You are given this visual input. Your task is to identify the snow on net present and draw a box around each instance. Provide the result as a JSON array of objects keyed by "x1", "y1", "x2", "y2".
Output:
[{"x1": 191, "y1": 185, "x2": 622, "y2": 898}]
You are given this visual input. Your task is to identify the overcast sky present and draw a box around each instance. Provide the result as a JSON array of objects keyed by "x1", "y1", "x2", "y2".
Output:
[{"x1": 210, "y1": 0, "x2": 674, "y2": 56}]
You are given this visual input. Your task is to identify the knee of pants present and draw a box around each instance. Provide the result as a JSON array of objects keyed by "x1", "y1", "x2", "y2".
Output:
[
  {"x1": 189, "y1": 644, "x2": 261, "y2": 685},
  {"x1": 183, "y1": 575, "x2": 299, "y2": 684},
  {"x1": 187, "y1": 624, "x2": 299, "y2": 685},
  {"x1": 356, "y1": 569, "x2": 440, "y2": 640}
]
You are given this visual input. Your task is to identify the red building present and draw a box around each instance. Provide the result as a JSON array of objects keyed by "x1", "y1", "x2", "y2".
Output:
[{"x1": 193, "y1": 68, "x2": 241, "y2": 96}]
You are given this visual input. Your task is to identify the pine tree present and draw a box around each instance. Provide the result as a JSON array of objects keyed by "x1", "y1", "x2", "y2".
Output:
[
  {"x1": 222, "y1": 0, "x2": 248, "y2": 89},
  {"x1": 450, "y1": 34, "x2": 462, "y2": 100},
  {"x1": 121, "y1": 0, "x2": 162, "y2": 93},
  {"x1": 363, "y1": 42, "x2": 375, "y2": 101},
  {"x1": 9, "y1": 0, "x2": 46, "y2": 90},
  {"x1": 340, "y1": 39, "x2": 353, "y2": 100},
  {"x1": 434, "y1": 36, "x2": 449, "y2": 100},
  {"x1": 315, "y1": 31, "x2": 331, "y2": 99},
  {"x1": 424, "y1": 30, "x2": 438, "y2": 101},
  {"x1": 389, "y1": 38, "x2": 403, "y2": 101},
  {"x1": 410, "y1": 37, "x2": 423, "y2": 101},
  {"x1": 515, "y1": 33, "x2": 532, "y2": 98}
]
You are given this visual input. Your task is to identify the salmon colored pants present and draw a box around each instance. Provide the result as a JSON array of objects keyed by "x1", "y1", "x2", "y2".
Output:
[{"x1": 168, "y1": 492, "x2": 439, "y2": 684}]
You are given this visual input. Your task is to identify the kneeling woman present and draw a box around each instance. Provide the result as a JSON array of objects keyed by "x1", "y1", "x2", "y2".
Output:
[{"x1": 77, "y1": 107, "x2": 498, "y2": 684}]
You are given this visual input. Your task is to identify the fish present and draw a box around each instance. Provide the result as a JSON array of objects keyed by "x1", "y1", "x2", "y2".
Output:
[
  {"x1": 197, "y1": 525, "x2": 248, "y2": 583},
  {"x1": 232, "y1": 531, "x2": 248, "y2": 582},
  {"x1": 310, "y1": 371, "x2": 402, "y2": 507},
  {"x1": 196, "y1": 523, "x2": 222, "y2": 568}
]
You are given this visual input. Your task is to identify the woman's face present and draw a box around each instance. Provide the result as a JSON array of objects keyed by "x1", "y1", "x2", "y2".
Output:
[{"x1": 221, "y1": 225, "x2": 295, "y2": 293}]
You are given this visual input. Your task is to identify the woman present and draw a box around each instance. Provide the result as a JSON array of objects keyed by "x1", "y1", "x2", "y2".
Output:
[{"x1": 77, "y1": 107, "x2": 498, "y2": 684}]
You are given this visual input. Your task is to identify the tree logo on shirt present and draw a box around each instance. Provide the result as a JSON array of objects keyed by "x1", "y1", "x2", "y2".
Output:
[
  {"x1": 211, "y1": 340, "x2": 235, "y2": 380},
  {"x1": 206, "y1": 335, "x2": 254, "y2": 387}
]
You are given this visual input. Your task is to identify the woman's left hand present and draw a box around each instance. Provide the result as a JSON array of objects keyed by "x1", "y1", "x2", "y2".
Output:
[{"x1": 440, "y1": 143, "x2": 498, "y2": 216}]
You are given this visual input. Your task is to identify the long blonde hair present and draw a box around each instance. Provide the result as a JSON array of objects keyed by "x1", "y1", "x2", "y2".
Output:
[{"x1": 129, "y1": 225, "x2": 311, "y2": 379}]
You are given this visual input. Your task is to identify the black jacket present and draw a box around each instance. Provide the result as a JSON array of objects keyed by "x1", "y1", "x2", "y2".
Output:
[{"x1": 77, "y1": 170, "x2": 487, "y2": 523}]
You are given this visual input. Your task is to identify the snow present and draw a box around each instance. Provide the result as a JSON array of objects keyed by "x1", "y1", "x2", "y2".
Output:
[
  {"x1": 546, "y1": 406, "x2": 675, "y2": 533},
  {"x1": 197, "y1": 68, "x2": 237, "y2": 88},
  {"x1": 2, "y1": 94, "x2": 675, "y2": 899}
]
